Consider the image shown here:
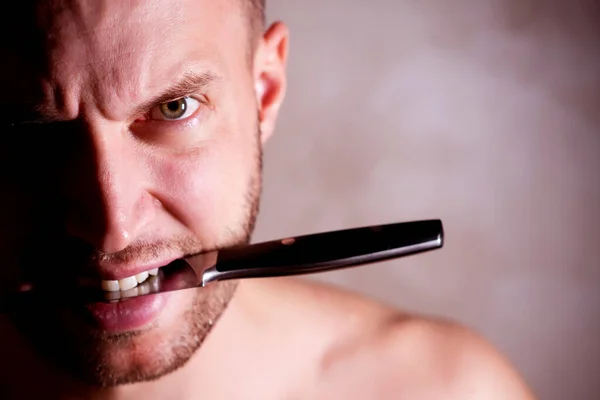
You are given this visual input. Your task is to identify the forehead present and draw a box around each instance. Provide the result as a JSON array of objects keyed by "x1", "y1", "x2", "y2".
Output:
[{"x1": 1, "y1": 0, "x2": 248, "y2": 116}]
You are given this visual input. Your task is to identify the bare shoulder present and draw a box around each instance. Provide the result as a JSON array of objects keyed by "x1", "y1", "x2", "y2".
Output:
[
  {"x1": 242, "y1": 278, "x2": 535, "y2": 399},
  {"x1": 348, "y1": 316, "x2": 537, "y2": 399},
  {"x1": 267, "y1": 278, "x2": 536, "y2": 400}
]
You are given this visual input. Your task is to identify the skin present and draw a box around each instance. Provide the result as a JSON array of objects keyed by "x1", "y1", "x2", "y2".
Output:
[{"x1": 0, "y1": 0, "x2": 537, "y2": 398}]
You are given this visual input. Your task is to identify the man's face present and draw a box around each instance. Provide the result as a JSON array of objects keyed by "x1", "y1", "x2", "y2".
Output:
[{"x1": 0, "y1": 0, "x2": 287, "y2": 387}]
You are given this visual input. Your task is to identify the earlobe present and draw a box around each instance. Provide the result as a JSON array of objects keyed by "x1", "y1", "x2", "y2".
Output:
[{"x1": 254, "y1": 21, "x2": 289, "y2": 144}]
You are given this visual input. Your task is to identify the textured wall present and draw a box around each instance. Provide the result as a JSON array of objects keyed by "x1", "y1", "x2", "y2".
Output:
[{"x1": 252, "y1": 1, "x2": 600, "y2": 399}]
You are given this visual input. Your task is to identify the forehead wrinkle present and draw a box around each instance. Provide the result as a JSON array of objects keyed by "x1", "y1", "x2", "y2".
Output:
[
  {"x1": 71, "y1": 32, "x2": 187, "y2": 120},
  {"x1": 6, "y1": 0, "x2": 241, "y2": 123},
  {"x1": 41, "y1": 0, "x2": 185, "y2": 112},
  {"x1": 83, "y1": 49, "x2": 215, "y2": 122},
  {"x1": 85, "y1": 48, "x2": 153, "y2": 120}
]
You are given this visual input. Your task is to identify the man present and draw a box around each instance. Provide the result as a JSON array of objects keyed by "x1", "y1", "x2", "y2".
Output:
[{"x1": 0, "y1": 0, "x2": 535, "y2": 398}]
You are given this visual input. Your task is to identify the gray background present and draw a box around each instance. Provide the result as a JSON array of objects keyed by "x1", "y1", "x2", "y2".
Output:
[{"x1": 253, "y1": 1, "x2": 600, "y2": 399}]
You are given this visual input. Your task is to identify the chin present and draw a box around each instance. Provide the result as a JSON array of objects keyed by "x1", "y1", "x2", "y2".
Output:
[
  {"x1": 10, "y1": 281, "x2": 238, "y2": 387},
  {"x1": 80, "y1": 324, "x2": 203, "y2": 387},
  {"x1": 76, "y1": 292, "x2": 199, "y2": 384}
]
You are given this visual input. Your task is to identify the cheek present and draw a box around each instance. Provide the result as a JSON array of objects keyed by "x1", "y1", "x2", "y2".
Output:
[{"x1": 150, "y1": 136, "x2": 256, "y2": 243}]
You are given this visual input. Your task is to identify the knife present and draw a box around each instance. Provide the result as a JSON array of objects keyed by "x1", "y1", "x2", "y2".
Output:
[{"x1": 3, "y1": 219, "x2": 444, "y2": 308}]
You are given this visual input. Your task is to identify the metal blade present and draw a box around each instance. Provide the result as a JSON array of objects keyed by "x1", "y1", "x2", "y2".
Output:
[{"x1": 1, "y1": 219, "x2": 443, "y2": 309}]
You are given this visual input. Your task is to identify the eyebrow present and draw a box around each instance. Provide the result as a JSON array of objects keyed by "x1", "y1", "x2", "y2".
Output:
[
  {"x1": 131, "y1": 70, "x2": 220, "y2": 117},
  {"x1": 4, "y1": 70, "x2": 220, "y2": 127}
]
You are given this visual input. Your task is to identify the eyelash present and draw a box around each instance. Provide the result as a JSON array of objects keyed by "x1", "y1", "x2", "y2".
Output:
[{"x1": 139, "y1": 96, "x2": 207, "y2": 126}]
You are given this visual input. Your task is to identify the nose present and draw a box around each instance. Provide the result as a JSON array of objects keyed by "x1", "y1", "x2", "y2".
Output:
[{"x1": 63, "y1": 121, "x2": 155, "y2": 254}]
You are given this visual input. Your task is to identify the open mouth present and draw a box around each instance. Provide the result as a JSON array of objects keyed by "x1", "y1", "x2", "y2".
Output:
[
  {"x1": 96, "y1": 259, "x2": 199, "y2": 302},
  {"x1": 2, "y1": 259, "x2": 197, "y2": 311},
  {"x1": 0, "y1": 259, "x2": 199, "y2": 331}
]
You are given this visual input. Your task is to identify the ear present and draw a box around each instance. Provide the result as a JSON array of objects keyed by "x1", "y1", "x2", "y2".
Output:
[{"x1": 253, "y1": 21, "x2": 289, "y2": 145}]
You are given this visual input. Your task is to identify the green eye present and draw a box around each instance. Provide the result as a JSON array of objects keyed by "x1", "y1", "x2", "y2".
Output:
[{"x1": 150, "y1": 97, "x2": 201, "y2": 121}]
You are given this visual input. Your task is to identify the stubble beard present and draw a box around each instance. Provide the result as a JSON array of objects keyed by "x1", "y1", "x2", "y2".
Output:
[{"x1": 10, "y1": 126, "x2": 265, "y2": 388}]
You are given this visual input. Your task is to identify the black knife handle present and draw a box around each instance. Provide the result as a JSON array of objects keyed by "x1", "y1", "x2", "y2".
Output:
[{"x1": 201, "y1": 219, "x2": 443, "y2": 285}]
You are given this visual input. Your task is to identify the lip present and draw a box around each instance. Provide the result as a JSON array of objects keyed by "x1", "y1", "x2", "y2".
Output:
[{"x1": 83, "y1": 291, "x2": 169, "y2": 332}]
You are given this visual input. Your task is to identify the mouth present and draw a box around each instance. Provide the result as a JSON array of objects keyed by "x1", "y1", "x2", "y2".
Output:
[
  {"x1": 4, "y1": 242, "x2": 203, "y2": 332},
  {"x1": 79, "y1": 264, "x2": 176, "y2": 333},
  {"x1": 0, "y1": 251, "x2": 204, "y2": 322},
  {"x1": 2, "y1": 265, "x2": 172, "y2": 332},
  {"x1": 92, "y1": 257, "x2": 201, "y2": 302},
  {"x1": 90, "y1": 261, "x2": 175, "y2": 301},
  {"x1": 82, "y1": 258, "x2": 201, "y2": 332},
  {"x1": 7, "y1": 259, "x2": 187, "y2": 305}
]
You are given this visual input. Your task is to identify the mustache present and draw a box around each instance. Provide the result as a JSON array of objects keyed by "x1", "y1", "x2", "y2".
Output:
[
  {"x1": 12, "y1": 231, "x2": 251, "y2": 294},
  {"x1": 89, "y1": 236, "x2": 207, "y2": 266},
  {"x1": 89, "y1": 231, "x2": 255, "y2": 266},
  {"x1": 19, "y1": 234, "x2": 226, "y2": 283}
]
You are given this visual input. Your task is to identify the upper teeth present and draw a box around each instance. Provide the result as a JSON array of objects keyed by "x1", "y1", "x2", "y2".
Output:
[
  {"x1": 104, "y1": 276, "x2": 159, "y2": 301},
  {"x1": 101, "y1": 268, "x2": 159, "y2": 292}
]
